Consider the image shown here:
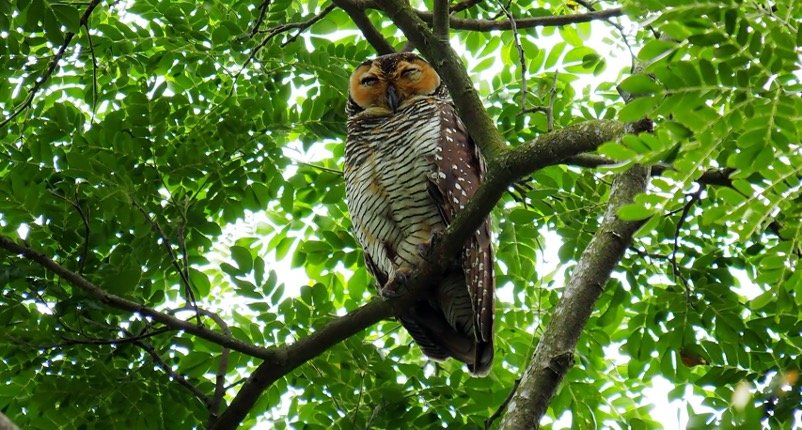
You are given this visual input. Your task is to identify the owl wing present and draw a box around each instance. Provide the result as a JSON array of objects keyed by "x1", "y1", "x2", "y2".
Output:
[{"x1": 429, "y1": 101, "x2": 495, "y2": 349}]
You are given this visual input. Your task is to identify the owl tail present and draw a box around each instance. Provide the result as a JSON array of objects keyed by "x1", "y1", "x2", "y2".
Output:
[{"x1": 399, "y1": 273, "x2": 493, "y2": 376}]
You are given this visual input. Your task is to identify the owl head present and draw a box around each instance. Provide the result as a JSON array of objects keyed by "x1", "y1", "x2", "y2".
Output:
[{"x1": 347, "y1": 52, "x2": 446, "y2": 117}]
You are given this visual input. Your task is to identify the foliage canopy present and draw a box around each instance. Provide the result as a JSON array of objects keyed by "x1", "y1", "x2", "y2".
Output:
[{"x1": 1, "y1": 0, "x2": 801, "y2": 428}]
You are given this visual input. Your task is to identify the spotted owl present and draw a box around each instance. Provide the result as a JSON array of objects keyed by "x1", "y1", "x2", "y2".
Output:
[{"x1": 344, "y1": 52, "x2": 494, "y2": 376}]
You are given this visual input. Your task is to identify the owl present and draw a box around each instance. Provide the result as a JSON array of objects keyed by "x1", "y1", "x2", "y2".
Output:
[{"x1": 344, "y1": 52, "x2": 494, "y2": 376}]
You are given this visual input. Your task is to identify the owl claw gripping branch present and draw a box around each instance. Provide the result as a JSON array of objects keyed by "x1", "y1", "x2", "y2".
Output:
[{"x1": 344, "y1": 53, "x2": 495, "y2": 376}]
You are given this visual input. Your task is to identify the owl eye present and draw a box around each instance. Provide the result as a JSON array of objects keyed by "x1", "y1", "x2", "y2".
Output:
[
  {"x1": 361, "y1": 76, "x2": 379, "y2": 86},
  {"x1": 401, "y1": 68, "x2": 420, "y2": 78}
]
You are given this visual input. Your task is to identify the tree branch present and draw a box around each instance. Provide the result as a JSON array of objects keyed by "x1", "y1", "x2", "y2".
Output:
[
  {"x1": 499, "y1": 165, "x2": 651, "y2": 429},
  {"x1": 0, "y1": 0, "x2": 103, "y2": 130},
  {"x1": 357, "y1": 1, "x2": 623, "y2": 32},
  {"x1": 134, "y1": 335, "x2": 212, "y2": 408},
  {"x1": 249, "y1": 0, "x2": 272, "y2": 36},
  {"x1": 132, "y1": 200, "x2": 200, "y2": 322},
  {"x1": 563, "y1": 154, "x2": 735, "y2": 187},
  {"x1": 427, "y1": 7, "x2": 624, "y2": 31},
  {"x1": 0, "y1": 235, "x2": 273, "y2": 359},
  {"x1": 0, "y1": 411, "x2": 19, "y2": 430},
  {"x1": 209, "y1": 300, "x2": 391, "y2": 430},
  {"x1": 432, "y1": 0, "x2": 450, "y2": 39},
  {"x1": 332, "y1": 0, "x2": 396, "y2": 54},
  {"x1": 280, "y1": 3, "x2": 337, "y2": 47}
]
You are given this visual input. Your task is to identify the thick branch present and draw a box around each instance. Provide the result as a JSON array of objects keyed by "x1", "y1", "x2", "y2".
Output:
[
  {"x1": 210, "y1": 300, "x2": 391, "y2": 430},
  {"x1": 432, "y1": 0, "x2": 450, "y2": 39},
  {"x1": 498, "y1": 165, "x2": 651, "y2": 429},
  {"x1": 332, "y1": 0, "x2": 395, "y2": 54},
  {"x1": 0, "y1": 412, "x2": 19, "y2": 430}
]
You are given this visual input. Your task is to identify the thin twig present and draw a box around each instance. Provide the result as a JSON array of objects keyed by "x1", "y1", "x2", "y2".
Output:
[
  {"x1": 450, "y1": 0, "x2": 483, "y2": 13},
  {"x1": 47, "y1": 188, "x2": 91, "y2": 275},
  {"x1": 629, "y1": 246, "x2": 668, "y2": 260},
  {"x1": 450, "y1": 7, "x2": 624, "y2": 31},
  {"x1": 496, "y1": 0, "x2": 526, "y2": 111},
  {"x1": 84, "y1": 22, "x2": 99, "y2": 121},
  {"x1": 350, "y1": 372, "x2": 367, "y2": 426},
  {"x1": 485, "y1": 378, "x2": 521, "y2": 429},
  {"x1": 7, "y1": 327, "x2": 171, "y2": 349},
  {"x1": 403, "y1": 6, "x2": 625, "y2": 31},
  {"x1": 0, "y1": 0, "x2": 103, "y2": 130},
  {"x1": 296, "y1": 161, "x2": 343, "y2": 175},
  {"x1": 546, "y1": 71, "x2": 558, "y2": 131},
  {"x1": 517, "y1": 71, "x2": 557, "y2": 131},
  {"x1": 133, "y1": 335, "x2": 212, "y2": 407},
  {"x1": 488, "y1": 0, "x2": 511, "y2": 21},
  {"x1": 168, "y1": 306, "x2": 232, "y2": 424},
  {"x1": 132, "y1": 200, "x2": 200, "y2": 323},
  {"x1": 235, "y1": 4, "x2": 337, "y2": 84},
  {"x1": 518, "y1": 106, "x2": 549, "y2": 115},
  {"x1": 280, "y1": 3, "x2": 337, "y2": 47},
  {"x1": 573, "y1": 0, "x2": 595, "y2": 11},
  {"x1": 671, "y1": 186, "x2": 703, "y2": 291},
  {"x1": 250, "y1": 0, "x2": 272, "y2": 36}
]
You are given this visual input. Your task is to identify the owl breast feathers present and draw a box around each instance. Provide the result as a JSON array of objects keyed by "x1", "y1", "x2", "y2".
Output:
[{"x1": 344, "y1": 52, "x2": 494, "y2": 376}]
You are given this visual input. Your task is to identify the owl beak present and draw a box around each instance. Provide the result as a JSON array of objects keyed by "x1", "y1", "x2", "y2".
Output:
[{"x1": 386, "y1": 85, "x2": 400, "y2": 112}]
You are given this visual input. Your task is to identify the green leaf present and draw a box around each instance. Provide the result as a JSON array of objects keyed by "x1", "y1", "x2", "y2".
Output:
[
  {"x1": 230, "y1": 246, "x2": 253, "y2": 273},
  {"x1": 617, "y1": 75, "x2": 660, "y2": 96},
  {"x1": 189, "y1": 268, "x2": 211, "y2": 297},
  {"x1": 212, "y1": 26, "x2": 229, "y2": 46},
  {"x1": 618, "y1": 96, "x2": 658, "y2": 122},
  {"x1": 598, "y1": 141, "x2": 637, "y2": 160},
  {"x1": 617, "y1": 203, "x2": 654, "y2": 221},
  {"x1": 51, "y1": 4, "x2": 80, "y2": 33}
]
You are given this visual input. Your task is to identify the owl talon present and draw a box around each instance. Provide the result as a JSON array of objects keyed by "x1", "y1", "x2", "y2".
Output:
[
  {"x1": 381, "y1": 267, "x2": 412, "y2": 299},
  {"x1": 418, "y1": 229, "x2": 445, "y2": 260}
]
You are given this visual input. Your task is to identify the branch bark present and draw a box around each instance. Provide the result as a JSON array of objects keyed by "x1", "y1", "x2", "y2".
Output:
[
  {"x1": 432, "y1": 0, "x2": 450, "y2": 39},
  {"x1": 332, "y1": 0, "x2": 396, "y2": 54},
  {"x1": 0, "y1": 412, "x2": 19, "y2": 430},
  {"x1": 498, "y1": 165, "x2": 651, "y2": 429}
]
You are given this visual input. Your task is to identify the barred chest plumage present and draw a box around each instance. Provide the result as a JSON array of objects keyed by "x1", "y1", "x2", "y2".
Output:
[{"x1": 344, "y1": 97, "x2": 445, "y2": 282}]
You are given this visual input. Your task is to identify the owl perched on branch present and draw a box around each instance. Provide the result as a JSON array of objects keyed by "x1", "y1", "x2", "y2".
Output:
[{"x1": 344, "y1": 52, "x2": 494, "y2": 376}]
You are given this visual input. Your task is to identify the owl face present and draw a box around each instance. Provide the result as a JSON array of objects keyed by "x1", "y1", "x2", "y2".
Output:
[{"x1": 348, "y1": 53, "x2": 441, "y2": 115}]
